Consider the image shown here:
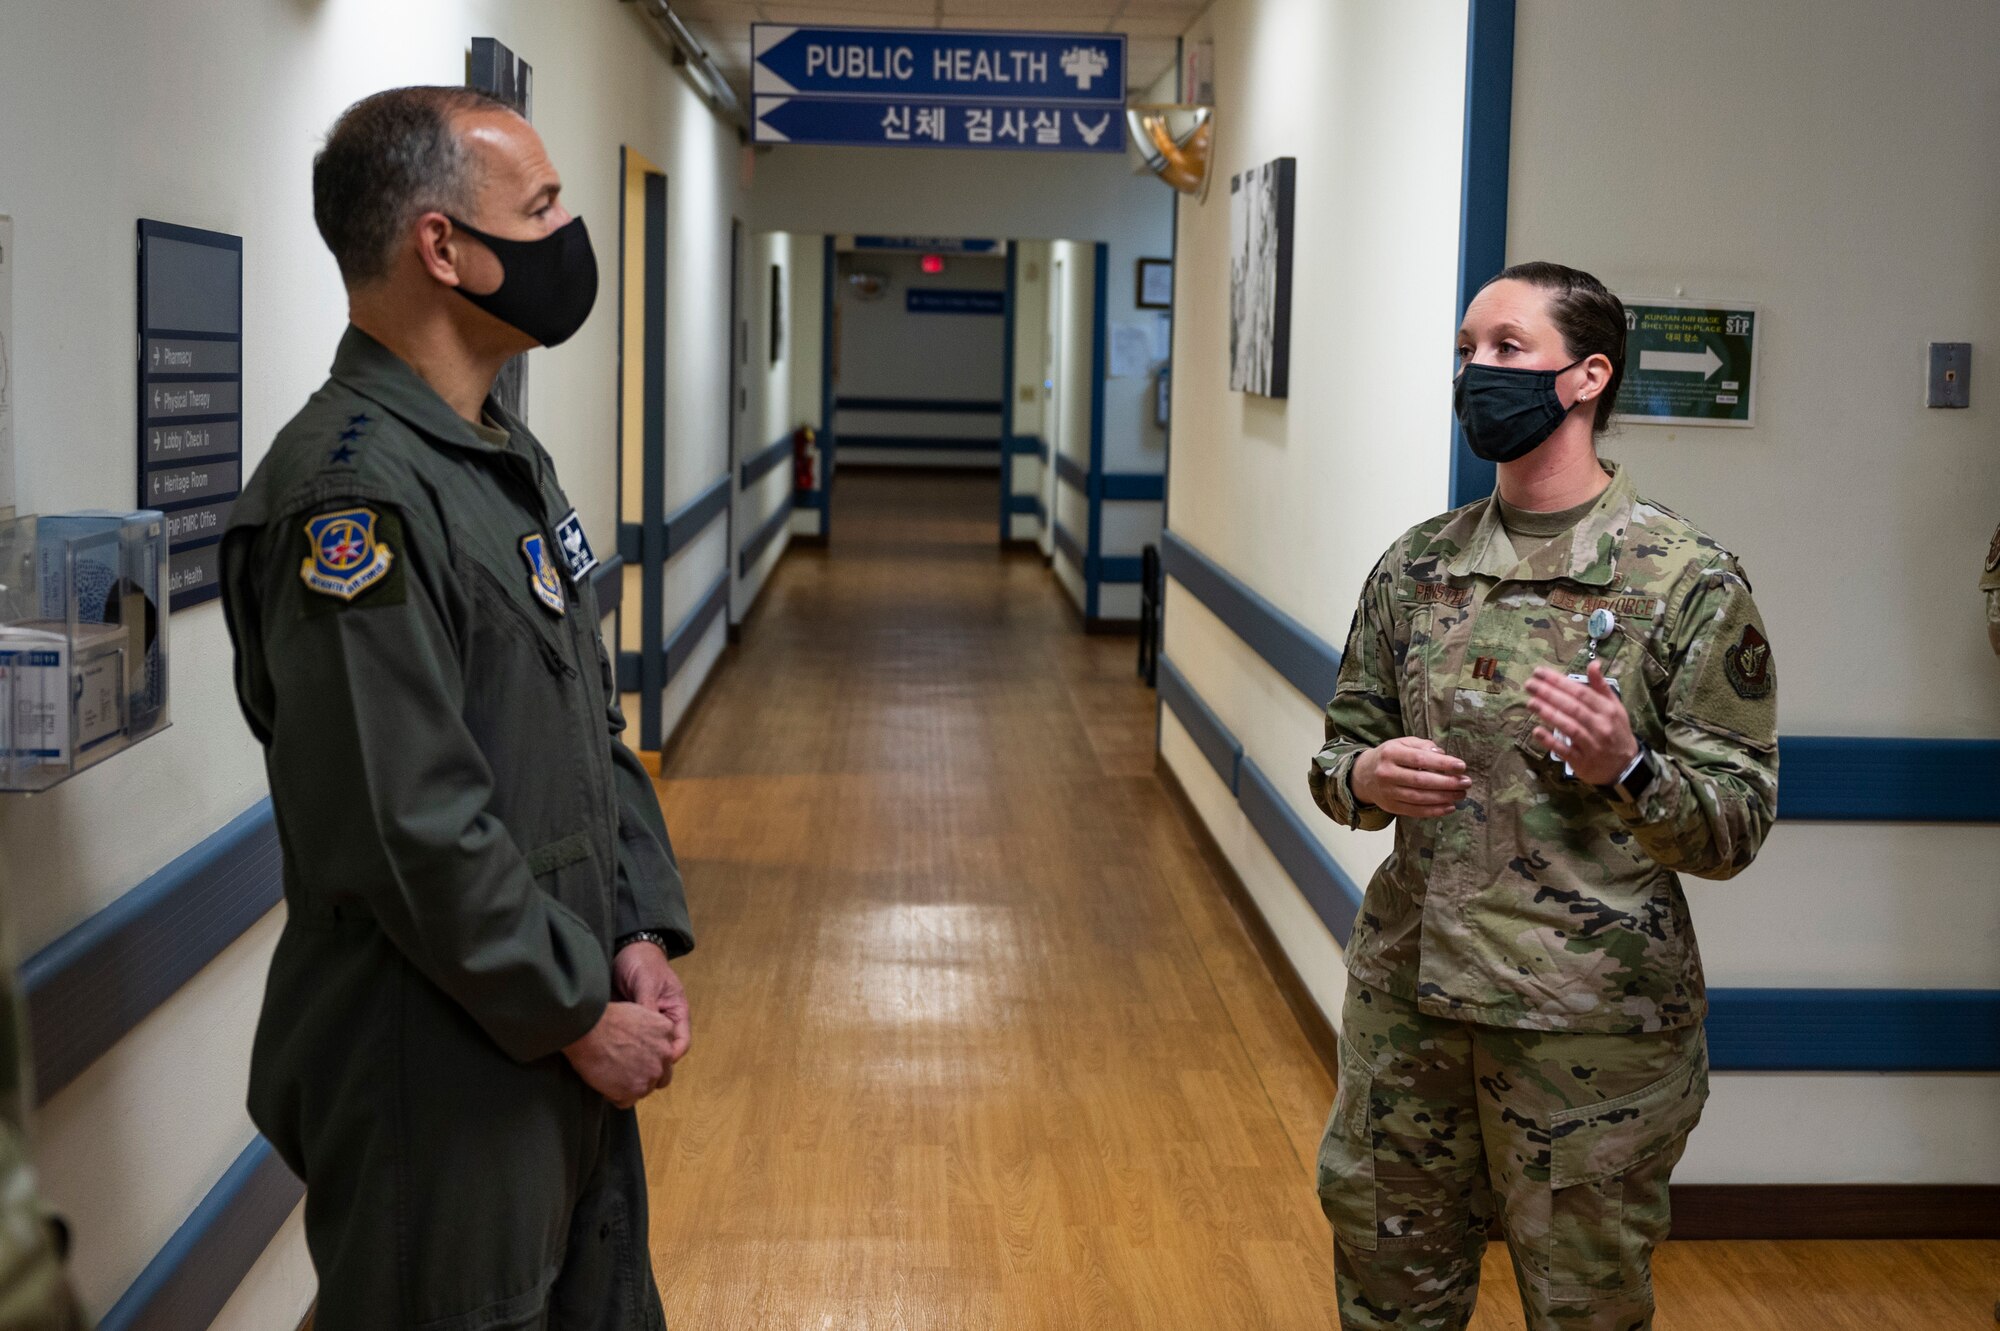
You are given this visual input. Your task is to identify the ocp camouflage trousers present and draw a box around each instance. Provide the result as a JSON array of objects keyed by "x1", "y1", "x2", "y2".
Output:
[{"x1": 1315, "y1": 980, "x2": 1708, "y2": 1331}]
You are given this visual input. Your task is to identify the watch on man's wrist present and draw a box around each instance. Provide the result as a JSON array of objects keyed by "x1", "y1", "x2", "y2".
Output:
[
  {"x1": 1600, "y1": 743, "x2": 1657, "y2": 808},
  {"x1": 615, "y1": 929, "x2": 673, "y2": 956}
]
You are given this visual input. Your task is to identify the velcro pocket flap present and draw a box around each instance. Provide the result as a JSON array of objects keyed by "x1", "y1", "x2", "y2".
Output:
[{"x1": 1549, "y1": 1037, "x2": 1708, "y2": 1189}]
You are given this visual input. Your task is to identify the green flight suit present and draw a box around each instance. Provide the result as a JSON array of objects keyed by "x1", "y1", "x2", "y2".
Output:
[
  {"x1": 220, "y1": 327, "x2": 692, "y2": 1331},
  {"x1": 1306, "y1": 463, "x2": 1778, "y2": 1330}
]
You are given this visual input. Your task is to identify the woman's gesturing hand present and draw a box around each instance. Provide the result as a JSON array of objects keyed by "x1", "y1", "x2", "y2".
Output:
[
  {"x1": 1525, "y1": 662, "x2": 1639, "y2": 787},
  {"x1": 1352, "y1": 737, "x2": 1471, "y2": 818}
]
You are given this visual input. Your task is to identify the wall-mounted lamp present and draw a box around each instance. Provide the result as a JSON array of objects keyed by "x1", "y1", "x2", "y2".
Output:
[{"x1": 1126, "y1": 104, "x2": 1214, "y2": 200}]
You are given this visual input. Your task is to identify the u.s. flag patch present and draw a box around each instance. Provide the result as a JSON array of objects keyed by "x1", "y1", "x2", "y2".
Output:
[{"x1": 300, "y1": 507, "x2": 394, "y2": 600}]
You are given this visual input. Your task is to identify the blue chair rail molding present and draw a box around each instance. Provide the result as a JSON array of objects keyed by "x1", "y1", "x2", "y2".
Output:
[
  {"x1": 98, "y1": 1136, "x2": 303, "y2": 1331},
  {"x1": 838, "y1": 435, "x2": 999, "y2": 452},
  {"x1": 740, "y1": 435, "x2": 792, "y2": 489},
  {"x1": 588, "y1": 554, "x2": 623, "y2": 617},
  {"x1": 1159, "y1": 530, "x2": 1341, "y2": 704},
  {"x1": 20, "y1": 800, "x2": 283, "y2": 1106}
]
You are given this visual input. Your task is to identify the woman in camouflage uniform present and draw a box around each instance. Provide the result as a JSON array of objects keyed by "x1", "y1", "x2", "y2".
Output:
[{"x1": 1308, "y1": 263, "x2": 1779, "y2": 1331}]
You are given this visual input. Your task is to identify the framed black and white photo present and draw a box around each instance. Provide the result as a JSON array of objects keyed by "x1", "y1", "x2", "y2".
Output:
[
  {"x1": 1136, "y1": 257, "x2": 1173, "y2": 309},
  {"x1": 1228, "y1": 156, "x2": 1295, "y2": 399}
]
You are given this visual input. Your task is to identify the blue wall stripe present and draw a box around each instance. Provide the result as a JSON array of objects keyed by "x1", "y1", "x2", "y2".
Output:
[
  {"x1": 739, "y1": 435, "x2": 791, "y2": 488},
  {"x1": 636, "y1": 169, "x2": 670, "y2": 751},
  {"x1": 839, "y1": 435, "x2": 1000, "y2": 452},
  {"x1": 1052, "y1": 520, "x2": 1086, "y2": 572},
  {"x1": 1449, "y1": 0, "x2": 1516, "y2": 510},
  {"x1": 616, "y1": 522, "x2": 642, "y2": 564},
  {"x1": 1236, "y1": 756, "x2": 1366, "y2": 944},
  {"x1": 588, "y1": 554, "x2": 623, "y2": 618},
  {"x1": 1705, "y1": 989, "x2": 2000, "y2": 1072},
  {"x1": 1001, "y1": 435, "x2": 1047, "y2": 458},
  {"x1": 1159, "y1": 530, "x2": 1342, "y2": 704},
  {"x1": 663, "y1": 570, "x2": 729, "y2": 683},
  {"x1": 99, "y1": 1136, "x2": 303, "y2": 1331},
  {"x1": 1054, "y1": 451, "x2": 1088, "y2": 493},
  {"x1": 20, "y1": 800, "x2": 281, "y2": 1106},
  {"x1": 1159, "y1": 655, "x2": 2000, "y2": 1072},
  {"x1": 834, "y1": 396, "x2": 1002, "y2": 415},
  {"x1": 1776, "y1": 736, "x2": 2000, "y2": 822},
  {"x1": 1159, "y1": 657, "x2": 1242, "y2": 794},
  {"x1": 1006, "y1": 494, "x2": 1041, "y2": 515},
  {"x1": 737, "y1": 492, "x2": 794, "y2": 577},
  {"x1": 1100, "y1": 472, "x2": 1165, "y2": 502},
  {"x1": 1098, "y1": 554, "x2": 1144, "y2": 584},
  {"x1": 663, "y1": 475, "x2": 731, "y2": 558}
]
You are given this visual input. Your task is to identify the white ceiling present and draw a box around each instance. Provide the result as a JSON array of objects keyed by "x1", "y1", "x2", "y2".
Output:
[{"x1": 669, "y1": 0, "x2": 1205, "y2": 102}]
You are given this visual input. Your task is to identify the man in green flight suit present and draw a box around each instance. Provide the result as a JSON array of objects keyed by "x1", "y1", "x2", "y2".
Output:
[{"x1": 221, "y1": 87, "x2": 693, "y2": 1329}]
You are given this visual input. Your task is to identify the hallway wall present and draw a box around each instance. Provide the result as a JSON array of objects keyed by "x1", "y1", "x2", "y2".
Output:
[
  {"x1": 834, "y1": 250, "x2": 1006, "y2": 470},
  {"x1": 0, "y1": 1, "x2": 744, "y2": 1320},
  {"x1": 1158, "y1": 0, "x2": 2000, "y2": 1189}
]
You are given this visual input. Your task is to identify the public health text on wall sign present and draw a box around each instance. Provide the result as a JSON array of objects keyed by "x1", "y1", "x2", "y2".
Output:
[
  {"x1": 136, "y1": 219, "x2": 243, "y2": 611},
  {"x1": 752, "y1": 26, "x2": 1126, "y2": 154},
  {"x1": 1612, "y1": 299, "x2": 1759, "y2": 428}
]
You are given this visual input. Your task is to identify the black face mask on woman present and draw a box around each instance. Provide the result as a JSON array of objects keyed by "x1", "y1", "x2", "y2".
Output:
[
  {"x1": 1453, "y1": 357, "x2": 1586, "y2": 463},
  {"x1": 447, "y1": 214, "x2": 599, "y2": 348}
]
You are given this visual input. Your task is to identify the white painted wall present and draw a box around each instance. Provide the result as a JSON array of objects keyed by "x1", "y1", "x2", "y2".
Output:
[
  {"x1": 1162, "y1": 0, "x2": 2000, "y2": 1189},
  {"x1": 1504, "y1": 0, "x2": 2000, "y2": 1185},
  {"x1": 0, "y1": 0, "x2": 743, "y2": 1319},
  {"x1": 785, "y1": 238, "x2": 829, "y2": 542},
  {"x1": 737, "y1": 230, "x2": 798, "y2": 617},
  {"x1": 1159, "y1": 0, "x2": 1469, "y2": 1028},
  {"x1": 1006, "y1": 241, "x2": 1051, "y2": 543},
  {"x1": 835, "y1": 250, "x2": 1005, "y2": 470}
]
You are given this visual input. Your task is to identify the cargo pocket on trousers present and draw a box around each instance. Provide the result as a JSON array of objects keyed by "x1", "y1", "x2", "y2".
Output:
[
  {"x1": 1315, "y1": 1037, "x2": 1377, "y2": 1251},
  {"x1": 1543, "y1": 1035, "x2": 1708, "y2": 1301}
]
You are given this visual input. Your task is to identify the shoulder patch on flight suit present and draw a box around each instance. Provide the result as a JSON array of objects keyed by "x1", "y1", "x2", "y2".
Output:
[
  {"x1": 521, "y1": 534, "x2": 567, "y2": 616},
  {"x1": 300, "y1": 507, "x2": 396, "y2": 602}
]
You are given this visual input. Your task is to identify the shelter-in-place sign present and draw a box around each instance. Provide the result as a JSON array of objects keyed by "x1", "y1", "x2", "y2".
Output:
[
  {"x1": 1612, "y1": 300, "x2": 1759, "y2": 427},
  {"x1": 752, "y1": 26, "x2": 1126, "y2": 154}
]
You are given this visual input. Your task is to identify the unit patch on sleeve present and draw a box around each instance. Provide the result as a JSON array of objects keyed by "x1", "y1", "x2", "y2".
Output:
[
  {"x1": 1722, "y1": 623, "x2": 1774, "y2": 700},
  {"x1": 521, "y1": 533, "x2": 567, "y2": 616},
  {"x1": 555, "y1": 509, "x2": 599, "y2": 580},
  {"x1": 300, "y1": 507, "x2": 395, "y2": 601}
]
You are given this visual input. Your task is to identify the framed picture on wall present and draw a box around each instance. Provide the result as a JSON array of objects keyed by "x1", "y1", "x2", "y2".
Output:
[
  {"x1": 769, "y1": 263, "x2": 783, "y2": 365},
  {"x1": 1136, "y1": 258, "x2": 1173, "y2": 309},
  {"x1": 1228, "y1": 156, "x2": 1295, "y2": 399}
]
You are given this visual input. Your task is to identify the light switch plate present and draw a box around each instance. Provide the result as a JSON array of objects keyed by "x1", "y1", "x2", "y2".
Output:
[{"x1": 1928, "y1": 342, "x2": 1971, "y2": 408}]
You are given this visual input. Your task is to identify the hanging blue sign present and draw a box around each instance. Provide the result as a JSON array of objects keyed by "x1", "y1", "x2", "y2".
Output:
[
  {"x1": 752, "y1": 26, "x2": 1125, "y2": 105},
  {"x1": 907, "y1": 289, "x2": 1006, "y2": 315},
  {"x1": 754, "y1": 96, "x2": 1124, "y2": 153}
]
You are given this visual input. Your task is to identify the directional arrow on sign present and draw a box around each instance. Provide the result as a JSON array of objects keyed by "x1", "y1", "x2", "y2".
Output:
[{"x1": 1639, "y1": 345, "x2": 1723, "y2": 379}]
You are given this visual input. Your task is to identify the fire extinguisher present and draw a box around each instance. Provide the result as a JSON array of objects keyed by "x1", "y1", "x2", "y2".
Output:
[{"x1": 792, "y1": 425, "x2": 820, "y2": 493}]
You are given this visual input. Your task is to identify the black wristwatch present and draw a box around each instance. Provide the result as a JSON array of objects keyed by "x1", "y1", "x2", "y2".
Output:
[
  {"x1": 615, "y1": 930, "x2": 673, "y2": 956},
  {"x1": 1600, "y1": 743, "x2": 1657, "y2": 808}
]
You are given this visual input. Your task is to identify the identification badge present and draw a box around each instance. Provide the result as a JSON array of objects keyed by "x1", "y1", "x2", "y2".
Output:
[
  {"x1": 1551, "y1": 672, "x2": 1620, "y2": 778},
  {"x1": 520, "y1": 534, "x2": 567, "y2": 616},
  {"x1": 555, "y1": 509, "x2": 598, "y2": 580},
  {"x1": 300, "y1": 507, "x2": 394, "y2": 601}
]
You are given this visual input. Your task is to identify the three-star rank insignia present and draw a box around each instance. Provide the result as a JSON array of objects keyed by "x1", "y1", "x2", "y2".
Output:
[
  {"x1": 301, "y1": 508, "x2": 394, "y2": 600},
  {"x1": 520, "y1": 533, "x2": 567, "y2": 616}
]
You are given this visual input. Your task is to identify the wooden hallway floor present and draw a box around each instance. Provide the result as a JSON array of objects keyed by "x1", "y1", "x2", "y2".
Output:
[{"x1": 639, "y1": 470, "x2": 1997, "y2": 1330}]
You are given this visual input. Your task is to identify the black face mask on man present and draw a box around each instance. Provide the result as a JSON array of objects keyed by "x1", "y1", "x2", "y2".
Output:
[
  {"x1": 446, "y1": 214, "x2": 599, "y2": 348},
  {"x1": 1452, "y1": 357, "x2": 1587, "y2": 463}
]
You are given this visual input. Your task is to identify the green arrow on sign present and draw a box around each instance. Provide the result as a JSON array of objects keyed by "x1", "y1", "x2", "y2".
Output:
[{"x1": 1638, "y1": 345, "x2": 1723, "y2": 379}]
